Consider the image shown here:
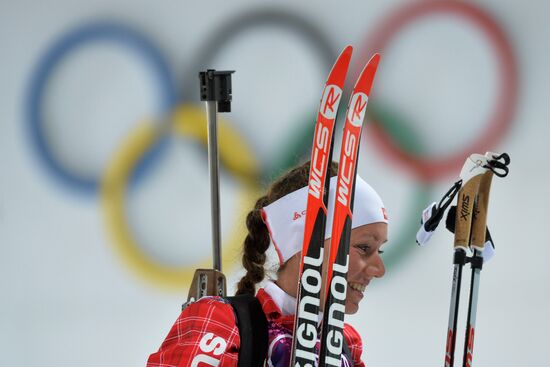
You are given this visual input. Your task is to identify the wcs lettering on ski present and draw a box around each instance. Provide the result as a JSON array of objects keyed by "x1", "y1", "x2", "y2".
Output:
[
  {"x1": 308, "y1": 121, "x2": 331, "y2": 200},
  {"x1": 291, "y1": 45, "x2": 352, "y2": 367},
  {"x1": 336, "y1": 129, "x2": 357, "y2": 207},
  {"x1": 319, "y1": 53, "x2": 380, "y2": 367},
  {"x1": 308, "y1": 84, "x2": 342, "y2": 200},
  {"x1": 335, "y1": 92, "x2": 368, "y2": 208}
]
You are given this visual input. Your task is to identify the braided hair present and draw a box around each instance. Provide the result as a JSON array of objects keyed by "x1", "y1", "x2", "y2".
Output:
[{"x1": 235, "y1": 161, "x2": 338, "y2": 295}]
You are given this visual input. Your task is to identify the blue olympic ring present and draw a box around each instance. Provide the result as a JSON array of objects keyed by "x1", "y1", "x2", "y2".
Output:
[{"x1": 25, "y1": 20, "x2": 179, "y2": 194}]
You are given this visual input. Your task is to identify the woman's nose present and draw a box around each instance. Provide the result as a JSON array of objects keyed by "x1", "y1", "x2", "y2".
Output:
[{"x1": 366, "y1": 253, "x2": 386, "y2": 278}]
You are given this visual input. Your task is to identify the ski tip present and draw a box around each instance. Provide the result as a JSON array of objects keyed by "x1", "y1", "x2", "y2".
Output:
[
  {"x1": 354, "y1": 53, "x2": 381, "y2": 94},
  {"x1": 342, "y1": 45, "x2": 353, "y2": 57},
  {"x1": 327, "y1": 45, "x2": 354, "y2": 84},
  {"x1": 369, "y1": 53, "x2": 381, "y2": 67},
  {"x1": 337, "y1": 45, "x2": 353, "y2": 66}
]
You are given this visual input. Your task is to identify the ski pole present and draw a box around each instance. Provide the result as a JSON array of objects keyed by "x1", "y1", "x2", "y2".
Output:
[
  {"x1": 462, "y1": 152, "x2": 510, "y2": 367},
  {"x1": 445, "y1": 154, "x2": 488, "y2": 367},
  {"x1": 416, "y1": 152, "x2": 510, "y2": 367},
  {"x1": 461, "y1": 171, "x2": 491, "y2": 367},
  {"x1": 185, "y1": 69, "x2": 234, "y2": 305}
]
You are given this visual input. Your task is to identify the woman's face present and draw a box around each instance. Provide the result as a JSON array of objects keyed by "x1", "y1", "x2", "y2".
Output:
[
  {"x1": 276, "y1": 222, "x2": 388, "y2": 315},
  {"x1": 341, "y1": 222, "x2": 387, "y2": 314}
]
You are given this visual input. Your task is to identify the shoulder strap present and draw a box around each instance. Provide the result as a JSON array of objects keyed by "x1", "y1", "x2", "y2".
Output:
[{"x1": 226, "y1": 294, "x2": 268, "y2": 367}]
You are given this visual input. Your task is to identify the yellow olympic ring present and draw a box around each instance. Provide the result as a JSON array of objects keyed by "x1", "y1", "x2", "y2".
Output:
[{"x1": 101, "y1": 104, "x2": 261, "y2": 290}]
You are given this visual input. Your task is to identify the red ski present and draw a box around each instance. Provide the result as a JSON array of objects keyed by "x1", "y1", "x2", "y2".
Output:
[
  {"x1": 319, "y1": 54, "x2": 381, "y2": 367},
  {"x1": 290, "y1": 45, "x2": 353, "y2": 367}
]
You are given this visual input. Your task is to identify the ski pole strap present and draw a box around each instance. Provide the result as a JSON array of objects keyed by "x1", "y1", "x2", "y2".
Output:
[
  {"x1": 427, "y1": 180, "x2": 462, "y2": 231},
  {"x1": 416, "y1": 180, "x2": 461, "y2": 246},
  {"x1": 484, "y1": 152, "x2": 510, "y2": 178}
]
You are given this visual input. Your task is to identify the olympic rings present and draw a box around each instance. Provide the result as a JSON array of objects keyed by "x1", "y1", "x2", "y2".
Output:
[
  {"x1": 25, "y1": 4, "x2": 518, "y2": 290},
  {"x1": 101, "y1": 104, "x2": 260, "y2": 289},
  {"x1": 26, "y1": 20, "x2": 178, "y2": 194},
  {"x1": 360, "y1": 0, "x2": 518, "y2": 181}
]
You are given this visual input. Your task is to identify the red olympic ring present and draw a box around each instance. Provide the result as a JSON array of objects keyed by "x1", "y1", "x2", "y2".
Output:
[{"x1": 361, "y1": 0, "x2": 518, "y2": 181}]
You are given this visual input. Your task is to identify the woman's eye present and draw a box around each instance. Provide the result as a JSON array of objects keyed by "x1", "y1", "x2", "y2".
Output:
[{"x1": 356, "y1": 244, "x2": 384, "y2": 255}]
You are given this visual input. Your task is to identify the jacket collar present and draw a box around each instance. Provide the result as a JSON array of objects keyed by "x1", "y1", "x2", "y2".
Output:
[{"x1": 256, "y1": 281, "x2": 296, "y2": 329}]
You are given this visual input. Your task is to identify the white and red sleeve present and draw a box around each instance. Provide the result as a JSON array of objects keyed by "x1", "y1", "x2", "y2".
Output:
[
  {"x1": 147, "y1": 297, "x2": 240, "y2": 367},
  {"x1": 344, "y1": 323, "x2": 365, "y2": 367}
]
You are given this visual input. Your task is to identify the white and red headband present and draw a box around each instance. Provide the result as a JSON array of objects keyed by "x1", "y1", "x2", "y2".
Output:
[{"x1": 261, "y1": 175, "x2": 388, "y2": 265}]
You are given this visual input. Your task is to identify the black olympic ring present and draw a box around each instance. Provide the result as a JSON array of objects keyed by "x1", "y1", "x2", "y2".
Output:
[{"x1": 183, "y1": 7, "x2": 337, "y2": 99}]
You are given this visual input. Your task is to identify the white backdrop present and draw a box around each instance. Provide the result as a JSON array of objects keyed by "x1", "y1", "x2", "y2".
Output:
[{"x1": 1, "y1": 0, "x2": 548, "y2": 366}]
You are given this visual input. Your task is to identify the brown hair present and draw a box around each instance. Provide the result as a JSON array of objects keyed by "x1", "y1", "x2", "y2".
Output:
[{"x1": 235, "y1": 160, "x2": 338, "y2": 295}]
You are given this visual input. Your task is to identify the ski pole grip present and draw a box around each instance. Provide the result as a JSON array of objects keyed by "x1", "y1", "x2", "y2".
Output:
[
  {"x1": 454, "y1": 175, "x2": 482, "y2": 250},
  {"x1": 470, "y1": 171, "x2": 494, "y2": 251},
  {"x1": 199, "y1": 70, "x2": 235, "y2": 112}
]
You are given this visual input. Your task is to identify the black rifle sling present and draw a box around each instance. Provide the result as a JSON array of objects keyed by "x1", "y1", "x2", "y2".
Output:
[
  {"x1": 227, "y1": 294, "x2": 268, "y2": 367},
  {"x1": 341, "y1": 335, "x2": 354, "y2": 365}
]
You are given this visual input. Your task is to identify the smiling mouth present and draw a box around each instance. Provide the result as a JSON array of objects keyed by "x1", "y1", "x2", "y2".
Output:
[{"x1": 348, "y1": 282, "x2": 367, "y2": 293}]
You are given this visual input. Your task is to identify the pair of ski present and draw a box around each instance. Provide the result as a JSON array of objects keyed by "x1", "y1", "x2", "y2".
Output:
[{"x1": 289, "y1": 46, "x2": 380, "y2": 367}]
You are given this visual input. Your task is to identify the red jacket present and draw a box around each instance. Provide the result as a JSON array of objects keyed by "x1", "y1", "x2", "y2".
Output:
[{"x1": 147, "y1": 288, "x2": 365, "y2": 367}]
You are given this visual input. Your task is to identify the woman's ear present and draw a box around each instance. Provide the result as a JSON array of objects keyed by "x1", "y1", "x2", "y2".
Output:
[{"x1": 275, "y1": 252, "x2": 302, "y2": 297}]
